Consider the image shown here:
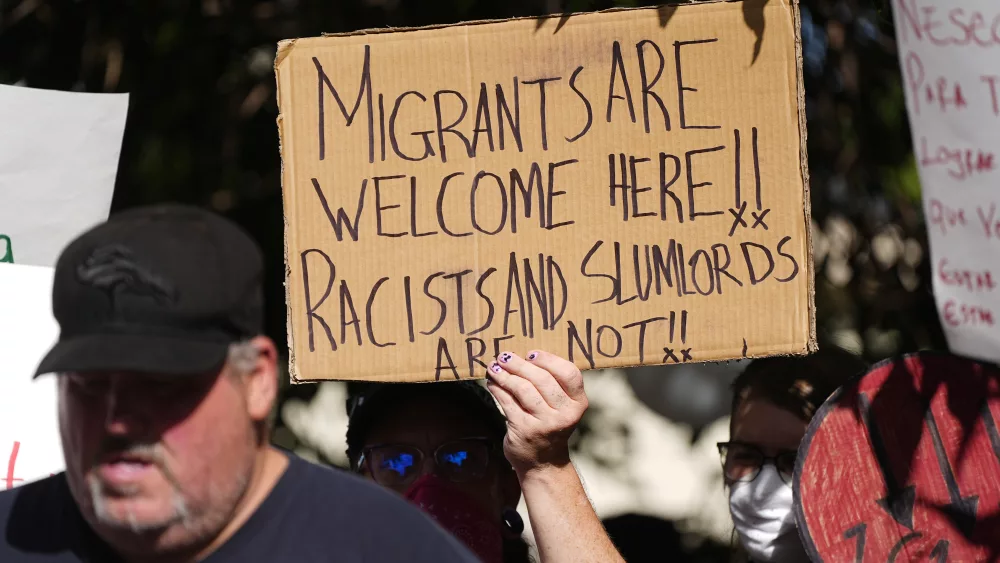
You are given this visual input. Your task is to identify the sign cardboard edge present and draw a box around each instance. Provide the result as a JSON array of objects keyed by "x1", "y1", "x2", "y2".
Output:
[
  {"x1": 790, "y1": 0, "x2": 818, "y2": 354},
  {"x1": 296, "y1": 0, "x2": 747, "y2": 43},
  {"x1": 288, "y1": 347, "x2": 816, "y2": 384},
  {"x1": 274, "y1": 40, "x2": 306, "y2": 385}
]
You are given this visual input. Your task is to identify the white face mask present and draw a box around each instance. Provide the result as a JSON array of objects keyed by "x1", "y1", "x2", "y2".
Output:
[{"x1": 728, "y1": 465, "x2": 810, "y2": 562}]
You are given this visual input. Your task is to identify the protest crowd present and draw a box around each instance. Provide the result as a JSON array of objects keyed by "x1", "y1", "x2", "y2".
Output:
[{"x1": 2, "y1": 0, "x2": 1000, "y2": 562}]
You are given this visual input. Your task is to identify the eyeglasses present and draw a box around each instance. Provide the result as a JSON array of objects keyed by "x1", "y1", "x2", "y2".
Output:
[
  {"x1": 717, "y1": 441, "x2": 797, "y2": 485},
  {"x1": 356, "y1": 437, "x2": 495, "y2": 490}
]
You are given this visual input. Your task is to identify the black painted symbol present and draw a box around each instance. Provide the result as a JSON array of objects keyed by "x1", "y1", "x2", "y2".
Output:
[
  {"x1": 859, "y1": 393, "x2": 917, "y2": 530},
  {"x1": 929, "y1": 540, "x2": 949, "y2": 562},
  {"x1": 983, "y1": 403, "x2": 1000, "y2": 469},
  {"x1": 727, "y1": 202, "x2": 748, "y2": 236},
  {"x1": 843, "y1": 523, "x2": 867, "y2": 563},
  {"x1": 741, "y1": 338, "x2": 748, "y2": 358},
  {"x1": 751, "y1": 208, "x2": 770, "y2": 230},
  {"x1": 662, "y1": 348, "x2": 679, "y2": 363},
  {"x1": 925, "y1": 406, "x2": 979, "y2": 537},
  {"x1": 888, "y1": 532, "x2": 922, "y2": 562},
  {"x1": 680, "y1": 348, "x2": 693, "y2": 362}
]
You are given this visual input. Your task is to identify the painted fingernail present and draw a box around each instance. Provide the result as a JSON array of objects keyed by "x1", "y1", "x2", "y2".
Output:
[
  {"x1": 490, "y1": 362, "x2": 503, "y2": 374},
  {"x1": 527, "y1": 352, "x2": 537, "y2": 361},
  {"x1": 499, "y1": 352, "x2": 513, "y2": 363}
]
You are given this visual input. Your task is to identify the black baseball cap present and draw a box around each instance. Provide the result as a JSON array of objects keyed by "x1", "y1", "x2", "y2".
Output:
[{"x1": 34, "y1": 203, "x2": 264, "y2": 378}]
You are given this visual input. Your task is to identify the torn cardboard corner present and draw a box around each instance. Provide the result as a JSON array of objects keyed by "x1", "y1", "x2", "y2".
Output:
[{"x1": 275, "y1": 0, "x2": 814, "y2": 384}]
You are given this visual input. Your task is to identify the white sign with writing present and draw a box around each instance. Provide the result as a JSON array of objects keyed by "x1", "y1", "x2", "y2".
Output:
[
  {"x1": 0, "y1": 265, "x2": 63, "y2": 488},
  {"x1": 0, "y1": 84, "x2": 128, "y2": 487},
  {"x1": 894, "y1": 0, "x2": 1000, "y2": 362},
  {"x1": 0, "y1": 84, "x2": 128, "y2": 268}
]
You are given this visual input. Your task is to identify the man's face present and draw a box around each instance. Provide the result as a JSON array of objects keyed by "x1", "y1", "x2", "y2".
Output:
[
  {"x1": 360, "y1": 395, "x2": 513, "y2": 515},
  {"x1": 58, "y1": 364, "x2": 258, "y2": 549}
]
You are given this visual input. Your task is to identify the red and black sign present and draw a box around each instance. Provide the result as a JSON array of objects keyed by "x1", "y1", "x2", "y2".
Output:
[{"x1": 795, "y1": 352, "x2": 1000, "y2": 562}]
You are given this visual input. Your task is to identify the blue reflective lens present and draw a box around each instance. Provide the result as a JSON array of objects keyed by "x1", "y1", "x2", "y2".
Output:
[
  {"x1": 443, "y1": 450, "x2": 468, "y2": 467},
  {"x1": 381, "y1": 453, "x2": 415, "y2": 476}
]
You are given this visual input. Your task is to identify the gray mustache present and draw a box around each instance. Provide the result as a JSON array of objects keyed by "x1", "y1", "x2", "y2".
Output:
[{"x1": 96, "y1": 438, "x2": 164, "y2": 465}]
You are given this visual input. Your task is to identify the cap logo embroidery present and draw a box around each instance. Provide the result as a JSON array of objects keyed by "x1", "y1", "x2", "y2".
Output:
[{"x1": 76, "y1": 244, "x2": 177, "y2": 305}]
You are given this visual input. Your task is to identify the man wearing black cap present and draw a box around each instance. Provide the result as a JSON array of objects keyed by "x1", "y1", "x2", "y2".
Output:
[{"x1": 0, "y1": 204, "x2": 478, "y2": 563}]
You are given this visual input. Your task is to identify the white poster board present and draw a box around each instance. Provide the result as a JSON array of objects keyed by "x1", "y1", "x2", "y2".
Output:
[
  {"x1": 0, "y1": 84, "x2": 128, "y2": 268},
  {"x1": 0, "y1": 266, "x2": 62, "y2": 487},
  {"x1": 893, "y1": 1, "x2": 1000, "y2": 362},
  {"x1": 0, "y1": 85, "x2": 128, "y2": 488}
]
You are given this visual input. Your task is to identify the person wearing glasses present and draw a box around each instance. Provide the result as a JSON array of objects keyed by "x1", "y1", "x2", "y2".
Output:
[
  {"x1": 346, "y1": 350, "x2": 625, "y2": 563},
  {"x1": 718, "y1": 347, "x2": 867, "y2": 562}
]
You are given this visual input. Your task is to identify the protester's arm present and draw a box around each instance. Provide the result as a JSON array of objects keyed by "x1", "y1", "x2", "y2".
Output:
[{"x1": 486, "y1": 350, "x2": 625, "y2": 563}]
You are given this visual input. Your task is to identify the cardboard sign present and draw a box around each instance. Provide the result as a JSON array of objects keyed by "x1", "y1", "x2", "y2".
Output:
[
  {"x1": 893, "y1": 1, "x2": 1000, "y2": 364},
  {"x1": 0, "y1": 265, "x2": 63, "y2": 489},
  {"x1": 275, "y1": 0, "x2": 814, "y2": 382},
  {"x1": 0, "y1": 84, "x2": 128, "y2": 268},
  {"x1": 795, "y1": 353, "x2": 1000, "y2": 561}
]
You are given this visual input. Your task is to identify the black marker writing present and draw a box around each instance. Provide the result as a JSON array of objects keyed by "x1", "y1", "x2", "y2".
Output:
[
  {"x1": 434, "y1": 90, "x2": 473, "y2": 163},
  {"x1": 636, "y1": 39, "x2": 670, "y2": 133},
  {"x1": 301, "y1": 249, "x2": 337, "y2": 352},
  {"x1": 312, "y1": 178, "x2": 366, "y2": 242},
  {"x1": 314, "y1": 48, "x2": 374, "y2": 163},
  {"x1": 674, "y1": 38, "x2": 720, "y2": 130},
  {"x1": 607, "y1": 41, "x2": 636, "y2": 124},
  {"x1": 566, "y1": 66, "x2": 593, "y2": 143},
  {"x1": 472, "y1": 83, "x2": 495, "y2": 155},
  {"x1": 522, "y1": 77, "x2": 562, "y2": 151}
]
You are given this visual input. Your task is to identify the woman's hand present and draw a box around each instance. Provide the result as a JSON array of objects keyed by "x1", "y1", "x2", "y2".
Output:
[
  {"x1": 485, "y1": 351, "x2": 625, "y2": 563},
  {"x1": 485, "y1": 350, "x2": 588, "y2": 477}
]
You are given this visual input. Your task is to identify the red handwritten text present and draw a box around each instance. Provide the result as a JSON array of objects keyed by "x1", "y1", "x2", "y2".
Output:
[
  {"x1": 977, "y1": 203, "x2": 1000, "y2": 239},
  {"x1": 896, "y1": 1, "x2": 1000, "y2": 48},
  {"x1": 904, "y1": 52, "x2": 968, "y2": 114},
  {"x1": 985, "y1": 75, "x2": 1000, "y2": 116},
  {"x1": 928, "y1": 199, "x2": 967, "y2": 235},
  {"x1": 4, "y1": 442, "x2": 23, "y2": 490},
  {"x1": 944, "y1": 300, "x2": 995, "y2": 327},
  {"x1": 919, "y1": 138, "x2": 995, "y2": 180},
  {"x1": 938, "y1": 259, "x2": 996, "y2": 292}
]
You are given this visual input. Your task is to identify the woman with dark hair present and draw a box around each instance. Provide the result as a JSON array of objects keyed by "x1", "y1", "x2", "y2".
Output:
[
  {"x1": 345, "y1": 350, "x2": 624, "y2": 563},
  {"x1": 718, "y1": 347, "x2": 868, "y2": 562}
]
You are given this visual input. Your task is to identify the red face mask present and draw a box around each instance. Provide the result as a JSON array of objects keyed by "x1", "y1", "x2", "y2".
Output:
[{"x1": 404, "y1": 474, "x2": 503, "y2": 563}]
